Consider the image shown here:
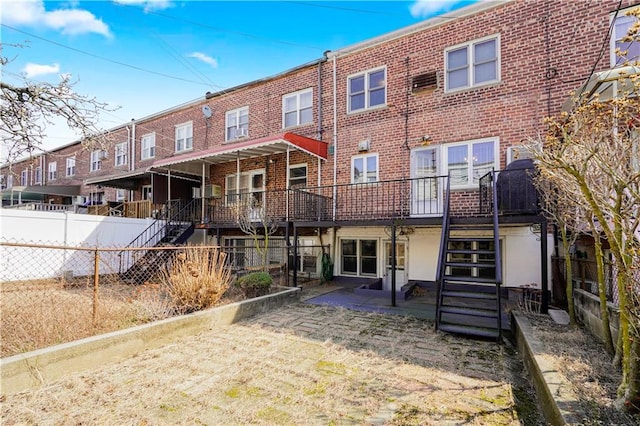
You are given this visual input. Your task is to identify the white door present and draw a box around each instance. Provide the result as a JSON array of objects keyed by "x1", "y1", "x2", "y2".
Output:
[
  {"x1": 248, "y1": 171, "x2": 265, "y2": 221},
  {"x1": 411, "y1": 147, "x2": 441, "y2": 216},
  {"x1": 383, "y1": 240, "x2": 407, "y2": 291}
]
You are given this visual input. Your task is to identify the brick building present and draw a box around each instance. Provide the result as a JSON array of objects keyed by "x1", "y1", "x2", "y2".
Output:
[{"x1": 2, "y1": 0, "x2": 637, "y2": 337}]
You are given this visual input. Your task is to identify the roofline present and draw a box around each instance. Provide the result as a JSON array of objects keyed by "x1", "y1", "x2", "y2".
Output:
[
  {"x1": 326, "y1": 0, "x2": 513, "y2": 59},
  {"x1": 205, "y1": 57, "x2": 327, "y2": 100}
]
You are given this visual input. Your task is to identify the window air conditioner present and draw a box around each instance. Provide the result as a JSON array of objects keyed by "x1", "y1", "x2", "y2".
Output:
[
  {"x1": 204, "y1": 184, "x2": 222, "y2": 198},
  {"x1": 236, "y1": 128, "x2": 248, "y2": 138},
  {"x1": 357, "y1": 139, "x2": 370, "y2": 152},
  {"x1": 99, "y1": 150, "x2": 108, "y2": 160}
]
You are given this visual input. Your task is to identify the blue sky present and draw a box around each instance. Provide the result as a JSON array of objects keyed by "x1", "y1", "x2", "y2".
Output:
[{"x1": 1, "y1": 0, "x2": 478, "y2": 156}]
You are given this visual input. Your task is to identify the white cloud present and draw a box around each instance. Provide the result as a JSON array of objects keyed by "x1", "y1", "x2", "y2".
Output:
[
  {"x1": 2, "y1": 0, "x2": 112, "y2": 38},
  {"x1": 112, "y1": 0, "x2": 174, "y2": 12},
  {"x1": 187, "y1": 52, "x2": 218, "y2": 68},
  {"x1": 409, "y1": 0, "x2": 472, "y2": 19},
  {"x1": 22, "y1": 62, "x2": 61, "y2": 78}
]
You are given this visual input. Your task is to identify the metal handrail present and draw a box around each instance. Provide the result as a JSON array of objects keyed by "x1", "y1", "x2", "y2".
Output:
[
  {"x1": 490, "y1": 169, "x2": 503, "y2": 338},
  {"x1": 434, "y1": 175, "x2": 451, "y2": 330}
]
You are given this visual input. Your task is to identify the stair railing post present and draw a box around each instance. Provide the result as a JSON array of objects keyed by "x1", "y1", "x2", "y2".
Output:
[{"x1": 391, "y1": 223, "x2": 397, "y2": 307}]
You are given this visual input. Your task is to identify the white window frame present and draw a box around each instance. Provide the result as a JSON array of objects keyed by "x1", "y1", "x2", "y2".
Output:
[
  {"x1": 34, "y1": 166, "x2": 42, "y2": 184},
  {"x1": 443, "y1": 137, "x2": 499, "y2": 189},
  {"x1": 288, "y1": 163, "x2": 308, "y2": 189},
  {"x1": 115, "y1": 189, "x2": 126, "y2": 202},
  {"x1": 142, "y1": 185, "x2": 152, "y2": 201},
  {"x1": 610, "y1": 10, "x2": 640, "y2": 67},
  {"x1": 282, "y1": 88, "x2": 313, "y2": 128},
  {"x1": 66, "y1": 157, "x2": 76, "y2": 177},
  {"x1": 20, "y1": 170, "x2": 28, "y2": 186},
  {"x1": 340, "y1": 238, "x2": 378, "y2": 277},
  {"x1": 114, "y1": 142, "x2": 128, "y2": 167},
  {"x1": 141, "y1": 133, "x2": 156, "y2": 160},
  {"x1": 90, "y1": 150, "x2": 102, "y2": 172},
  {"x1": 0, "y1": 174, "x2": 5, "y2": 190},
  {"x1": 48, "y1": 162, "x2": 57, "y2": 181},
  {"x1": 225, "y1": 107, "x2": 249, "y2": 141},
  {"x1": 351, "y1": 153, "x2": 379, "y2": 183},
  {"x1": 175, "y1": 121, "x2": 193, "y2": 153},
  {"x1": 347, "y1": 66, "x2": 387, "y2": 113},
  {"x1": 445, "y1": 34, "x2": 500, "y2": 92},
  {"x1": 7, "y1": 174, "x2": 13, "y2": 189}
]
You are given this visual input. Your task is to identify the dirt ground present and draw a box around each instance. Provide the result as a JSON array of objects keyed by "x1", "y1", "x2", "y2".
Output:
[{"x1": 1, "y1": 300, "x2": 544, "y2": 425}]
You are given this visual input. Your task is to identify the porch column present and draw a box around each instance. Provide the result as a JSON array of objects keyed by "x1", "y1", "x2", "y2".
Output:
[
  {"x1": 201, "y1": 162, "x2": 206, "y2": 223},
  {"x1": 540, "y1": 218, "x2": 549, "y2": 314},
  {"x1": 236, "y1": 153, "x2": 240, "y2": 194},
  {"x1": 391, "y1": 224, "x2": 397, "y2": 307},
  {"x1": 293, "y1": 225, "x2": 299, "y2": 288},
  {"x1": 167, "y1": 167, "x2": 171, "y2": 203},
  {"x1": 286, "y1": 146, "x2": 290, "y2": 220}
]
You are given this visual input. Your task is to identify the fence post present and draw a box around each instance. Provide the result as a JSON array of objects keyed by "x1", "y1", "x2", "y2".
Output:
[{"x1": 93, "y1": 247, "x2": 99, "y2": 327}]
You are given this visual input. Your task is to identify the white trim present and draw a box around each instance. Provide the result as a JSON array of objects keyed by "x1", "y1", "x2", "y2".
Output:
[
  {"x1": 443, "y1": 136, "x2": 499, "y2": 189},
  {"x1": 351, "y1": 152, "x2": 379, "y2": 183},
  {"x1": 114, "y1": 142, "x2": 128, "y2": 167},
  {"x1": 444, "y1": 34, "x2": 501, "y2": 93},
  {"x1": 225, "y1": 107, "x2": 249, "y2": 141},
  {"x1": 282, "y1": 88, "x2": 313, "y2": 129},
  {"x1": 47, "y1": 161, "x2": 57, "y2": 181},
  {"x1": 66, "y1": 157, "x2": 76, "y2": 177},
  {"x1": 347, "y1": 66, "x2": 387, "y2": 113},
  {"x1": 610, "y1": 8, "x2": 640, "y2": 67},
  {"x1": 175, "y1": 121, "x2": 193, "y2": 153},
  {"x1": 288, "y1": 162, "x2": 308, "y2": 189},
  {"x1": 141, "y1": 132, "x2": 156, "y2": 160}
]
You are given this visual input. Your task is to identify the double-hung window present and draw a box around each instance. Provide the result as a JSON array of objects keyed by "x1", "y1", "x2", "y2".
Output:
[
  {"x1": 34, "y1": 166, "x2": 42, "y2": 184},
  {"x1": 20, "y1": 170, "x2": 28, "y2": 186},
  {"x1": 114, "y1": 142, "x2": 128, "y2": 167},
  {"x1": 90, "y1": 150, "x2": 102, "y2": 172},
  {"x1": 351, "y1": 153, "x2": 379, "y2": 183},
  {"x1": 288, "y1": 164, "x2": 308, "y2": 189},
  {"x1": 7, "y1": 175, "x2": 13, "y2": 189},
  {"x1": 611, "y1": 11, "x2": 640, "y2": 66},
  {"x1": 226, "y1": 107, "x2": 249, "y2": 141},
  {"x1": 283, "y1": 89, "x2": 313, "y2": 128},
  {"x1": 175, "y1": 122, "x2": 193, "y2": 152},
  {"x1": 348, "y1": 67, "x2": 386, "y2": 113},
  {"x1": 444, "y1": 137, "x2": 499, "y2": 188},
  {"x1": 66, "y1": 157, "x2": 76, "y2": 177},
  {"x1": 48, "y1": 162, "x2": 57, "y2": 181},
  {"x1": 141, "y1": 133, "x2": 156, "y2": 160},
  {"x1": 445, "y1": 35, "x2": 500, "y2": 92}
]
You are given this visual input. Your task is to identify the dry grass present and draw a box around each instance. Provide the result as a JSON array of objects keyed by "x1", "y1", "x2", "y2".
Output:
[{"x1": 526, "y1": 312, "x2": 640, "y2": 425}]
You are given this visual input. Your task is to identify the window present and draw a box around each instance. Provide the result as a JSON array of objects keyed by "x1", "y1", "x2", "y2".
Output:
[
  {"x1": 611, "y1": 12, "x2": 640, "y2": 66},
  {"x1": 142, "y1": 185, "x2": 152, "y2": 200},
  {"x1": 48, "y1": 162, "x2": 57, "y2": 181},
  {"x1": 66, "y1": 157, "x2": 76, "y2": 177},
  {"x1": 289, "y1": 164, "x2": 308, "y2": 189},
  {"x1": 226, "y1": 107, "x2": 249, "y2": 141},
  {"x1": 341, "y1": 239, "x2": 377, "y2": 276},
  {"x1": 445, "y1": 35, "x2": 500, "y2": 92},
  {"x1": 351, "y1": 153, "x2": 378, "y2": 183},
  {"x1": 7, "y1": 174, "x2": 13, "y2": 189},
  {"x1": 283, "y1": 89, "x2": 313, "y2": 128},
  {"x1": 348, "y1": 67, "x2": 386, "y2": 113},
  {"x1": 141, "y1": 133, "x2": 156, "y2": 160},
  {"x1": 20, "y1": 170, "x2": 28, "y2": 186},
  {"x1": 116, "y1": 189, "x2": 126, "y2": 202},
  {"x1": 0, "y1": 175, "x2": 5, "y2": 190},
  {"x1": 90, "y1": 150, "x2": 102, "y2": 172},
  {"x1": 175, "y1": 122, "x2": 193, "y2": 152},
  {"x1": 34, "y1": 167, "x2": 42, "y2": 184},
  {"x1": 114, "y1": 142, "x2": 128, "y2": 166},
  {"x1": 444, "y1": 138, "x2": 498, "y2": 188}
]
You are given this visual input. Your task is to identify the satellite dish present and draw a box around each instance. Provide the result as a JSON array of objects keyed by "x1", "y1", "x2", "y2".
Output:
[{"x1": 202, "y1": 105, "x2": 212, "y2": 119}]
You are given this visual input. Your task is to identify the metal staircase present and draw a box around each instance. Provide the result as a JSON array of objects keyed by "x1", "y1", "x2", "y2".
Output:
[
  {"x1": 435, "y1": 174, "x2": 504, "y2": 341},
  {"x1": 119, "y1": 199, "x2": 198, "y2": 284}
]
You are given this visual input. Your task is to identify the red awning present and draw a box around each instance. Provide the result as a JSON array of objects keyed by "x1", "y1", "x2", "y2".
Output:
[{"x1": 151, "y1": 132, "x2": 328, "y2": 176}]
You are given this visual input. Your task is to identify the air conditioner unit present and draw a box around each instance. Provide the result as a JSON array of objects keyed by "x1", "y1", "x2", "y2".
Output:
[
  {"x1": 99, "y1": 150, "x2": 108, "y2": 160},
  {"x1": 204, "y1": 184, "x2": 222, "y2": 198},
  {"x1": 506, "y1": 145, "x2": 536, "y2": 165},
  {"x1": 357, "y1": 139, "x2": 370, "y2": 152},
  {"x1": 236, "y1": 128, "x2": 248, "y2": 138}
]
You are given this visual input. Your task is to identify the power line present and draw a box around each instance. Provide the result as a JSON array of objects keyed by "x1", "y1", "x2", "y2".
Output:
[{"x1": 1, "y1": 24, "x2": 212, "y2": 87}]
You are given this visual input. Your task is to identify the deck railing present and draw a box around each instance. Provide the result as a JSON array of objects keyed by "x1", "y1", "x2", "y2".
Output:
[{"x1": 479, "y1": 167, "x2": 539, "y2": 215}]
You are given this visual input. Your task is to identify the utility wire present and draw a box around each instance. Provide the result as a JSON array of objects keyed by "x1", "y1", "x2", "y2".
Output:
[{"x1": 1, "y1": 24, "x2": 212, "y2": 87}]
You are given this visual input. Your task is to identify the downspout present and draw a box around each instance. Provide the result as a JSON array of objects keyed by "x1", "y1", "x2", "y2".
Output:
[{"x1": 331, "y1": 52, "x2": 338, "y2": 277}]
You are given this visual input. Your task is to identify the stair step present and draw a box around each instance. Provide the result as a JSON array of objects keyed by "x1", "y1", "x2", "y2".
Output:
[
  {"x1": 447, "y1": 237, "x2": 494, "y2": 243},
  {"x1": 443, "y1": 275, "x2": 498, "y2": 284},
  {"x1": 441, "y1": 290, "x2": 497, "y2": 300},
  {"x1": 446, "y1": 249, "x2": 495, "y2": 255},
  {"x1": 437, "y1": 323, "x2": 500, "y2": 339},
  {"x1": 439, "y1": 306, "x2": 498, "y2": 318},
  {"x1": 445, "y1": 262, "x2": 496, "y2": 269}
]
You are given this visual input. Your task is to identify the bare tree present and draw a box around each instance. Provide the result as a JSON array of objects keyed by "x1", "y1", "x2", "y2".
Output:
[
  {"x1": 231, "y1": 193, "x2": 280, "y2": 271},
  {"x1": 533, "y1": 69, "x2": 640, "y2": 408},
  {"x1": 1, "y1": 44, "x2": 116, "y2": 164}
]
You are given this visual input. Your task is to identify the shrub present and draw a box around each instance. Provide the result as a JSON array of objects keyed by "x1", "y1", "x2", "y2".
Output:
[
  {"x1": 236, "y1": 271, "x2": 273, "y2": 298},
  {"x1": 161, "y1": 247, "x2": 232, "y2": 314}
]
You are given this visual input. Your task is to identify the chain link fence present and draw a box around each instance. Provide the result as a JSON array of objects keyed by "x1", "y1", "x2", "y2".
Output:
[{"x1": 0, "y1": 239, "x2": 298, "y2": 358}]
